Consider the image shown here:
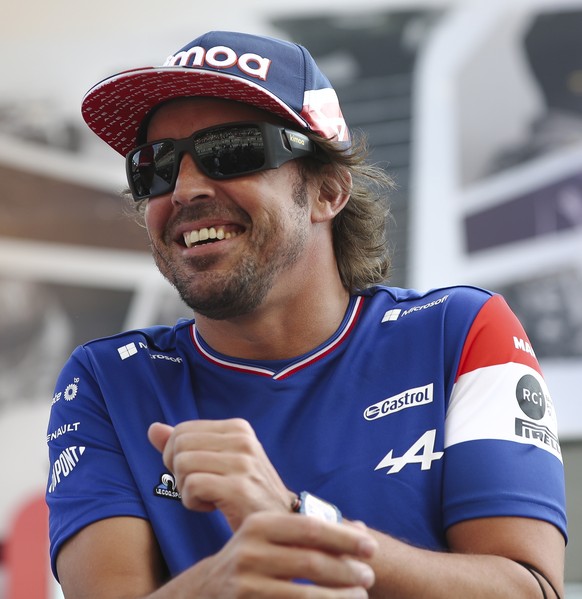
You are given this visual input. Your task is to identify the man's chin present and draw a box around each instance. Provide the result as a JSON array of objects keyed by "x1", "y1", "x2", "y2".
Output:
[{"x1": 174, "y1": 278, "x2": 268, "y2": 321}]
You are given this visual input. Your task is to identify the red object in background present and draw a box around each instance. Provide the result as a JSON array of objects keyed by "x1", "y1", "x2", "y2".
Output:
[{"x1": 5, "y1": 494, "x2": 51, "y2": 599}]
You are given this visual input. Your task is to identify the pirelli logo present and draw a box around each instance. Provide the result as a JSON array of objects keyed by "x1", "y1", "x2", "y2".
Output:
[{"x1": 515, "y1": 418, "x2": 560, "y2": 454}]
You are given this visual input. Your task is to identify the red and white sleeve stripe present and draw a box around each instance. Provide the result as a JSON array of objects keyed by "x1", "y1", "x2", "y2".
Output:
[{"x1": 445, "y1": 295, "x2": 561, "y2": 461}]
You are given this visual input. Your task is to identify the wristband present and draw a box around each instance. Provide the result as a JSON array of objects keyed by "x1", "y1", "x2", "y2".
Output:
[
  {"x1": 515, "y1": 561, "x2": 562, "y2": 599},
  {"x1": 292, "y1": 491, "x2": 342, "y2": 523}
]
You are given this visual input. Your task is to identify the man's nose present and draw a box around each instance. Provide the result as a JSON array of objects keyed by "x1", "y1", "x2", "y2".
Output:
[{"x1": 171, "y1": 152, "x2": 215, "y2": 206}]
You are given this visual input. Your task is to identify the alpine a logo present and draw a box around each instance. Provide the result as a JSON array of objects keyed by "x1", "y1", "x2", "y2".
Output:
[
  {"x1": 364, "y1": 384, "x2": 434, "y2": 421},
  {"x1": 164, "y1": 45, "x2": 271, "y2": 81},
  {"x1": 154, "y1": 473, "x2": 182, "y2": 501}
]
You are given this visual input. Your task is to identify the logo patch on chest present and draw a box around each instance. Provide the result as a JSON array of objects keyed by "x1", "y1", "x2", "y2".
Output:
[
  {"x1": 363, "y1": 384, "x2": 433, "y2": 421},
  {"x1": 154, "y1": 473, "x2": 182, "y2": 501}
]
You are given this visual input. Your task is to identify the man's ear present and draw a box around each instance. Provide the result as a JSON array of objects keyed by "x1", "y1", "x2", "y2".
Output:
[{"x1": 311, "y1": 167, "x2": 352, "y2": 223}]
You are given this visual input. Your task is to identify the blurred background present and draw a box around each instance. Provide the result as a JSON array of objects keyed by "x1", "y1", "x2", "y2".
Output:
[{"x1": 0, "y1": 0, "x2": 581, "y2": 596}]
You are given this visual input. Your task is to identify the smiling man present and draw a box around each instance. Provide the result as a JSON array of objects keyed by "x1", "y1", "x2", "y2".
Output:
[
  {"x1": 145, "y1": 100, "x2": 320, "y2": 324},
  {"x1": 46, "y1": 31, "x2": 567, "y2": 598}
]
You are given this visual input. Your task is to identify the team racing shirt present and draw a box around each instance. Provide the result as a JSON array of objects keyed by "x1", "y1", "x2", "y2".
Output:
[{"x1": 46, "y1": 285, "x2": 567, "y2": 579}]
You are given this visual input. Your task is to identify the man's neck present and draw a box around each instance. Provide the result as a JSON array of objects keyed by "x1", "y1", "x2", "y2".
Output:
[{"x1": 193, "y1": 281, "x2": 351, "y2": 361}]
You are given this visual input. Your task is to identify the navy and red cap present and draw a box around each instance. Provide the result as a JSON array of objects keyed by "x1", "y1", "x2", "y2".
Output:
[{"x1": 81, "y1": 30, "x2": 350, "y2": 157}]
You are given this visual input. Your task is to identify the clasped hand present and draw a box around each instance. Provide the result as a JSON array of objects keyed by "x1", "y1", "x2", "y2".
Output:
[
  {"x1": 148, "y1": 418, "x2": 377, "y2": 598},
  {"x1": 148, "y1": 418, "x2": 294, "y2": 531}
]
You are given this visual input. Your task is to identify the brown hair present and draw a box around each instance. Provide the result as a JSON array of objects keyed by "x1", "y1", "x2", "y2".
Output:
[{"x1": 301, "y1": 131, "x2": 394, "y2": 292}]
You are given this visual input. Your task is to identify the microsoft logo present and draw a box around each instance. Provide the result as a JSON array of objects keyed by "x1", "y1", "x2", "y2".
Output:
[
  {"x1": 381, "y1": 309, "x2": 402, "y2": 323},
  {"x1": 118, "y1": 342, "x2": 138, "y2": 360}
]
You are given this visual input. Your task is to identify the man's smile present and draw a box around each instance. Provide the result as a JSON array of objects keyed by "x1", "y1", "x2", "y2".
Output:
[{"x1": 182, "y1": 225, "x2": 244, "y2": 248}]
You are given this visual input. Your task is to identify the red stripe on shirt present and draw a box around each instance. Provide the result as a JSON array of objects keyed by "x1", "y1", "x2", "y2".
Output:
[{"x1": 455, "y1": 294, "x2": 542, "y2": 381}]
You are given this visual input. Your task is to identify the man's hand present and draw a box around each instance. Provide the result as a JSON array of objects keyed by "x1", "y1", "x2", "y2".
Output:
[
  {"x1": 147, "y1": 419, "x2": 378, "y2": 597},
  {"x1": 169, "y1": 511, "x2": 378, "y2": 598},
  {"x1": 56, "y1": 513, "x2": 379, "y2": 599},
  {"x1": 148, "y1": 418, "x2": 296, "y2": 531}
]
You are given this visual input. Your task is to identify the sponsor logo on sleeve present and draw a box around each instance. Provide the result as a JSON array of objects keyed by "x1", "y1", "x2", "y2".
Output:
[
  {"x1": 64, "y1": 380, "x2": 79, "y2": 401},
  {"x1": 46, "y1": 422, "x2": 81, "y2": 444},
  {"x1": 514, "y1": 374, "x2": 561, "y2": 456},
  {"x1": 48, "y1": 446, "x2": 86, "y2": 493},
  {"x1": 51, "y1": 377, "x2": 80, "y2": 407},
  {"x1": 516, "y1": 374, "x2": 546, "y2": 420},
  {"x1": 513, "y1": 336, "x2": 537, "y2": 359},
  {"x1": 515, "y1": 418, "x2": 561, "y2": 455}
]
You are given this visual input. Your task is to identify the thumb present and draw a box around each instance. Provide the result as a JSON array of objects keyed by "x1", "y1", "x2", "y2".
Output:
[{"x1": 148, "y1": 422, "x2": 174, "y2": 454}]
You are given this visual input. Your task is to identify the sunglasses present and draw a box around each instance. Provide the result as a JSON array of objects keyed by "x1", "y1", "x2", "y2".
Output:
[{"x1": 126, "y1": 121, "x2": 326, "y2": 201}]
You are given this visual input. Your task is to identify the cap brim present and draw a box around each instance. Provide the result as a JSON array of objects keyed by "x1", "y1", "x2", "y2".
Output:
[{"x1": 81, "y1": 67, "x2": 309, "y2": 157}]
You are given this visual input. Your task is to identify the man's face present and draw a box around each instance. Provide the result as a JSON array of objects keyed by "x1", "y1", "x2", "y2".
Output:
[{"x1": 143, "y1": 98, "x2": 315, "y2": 320}]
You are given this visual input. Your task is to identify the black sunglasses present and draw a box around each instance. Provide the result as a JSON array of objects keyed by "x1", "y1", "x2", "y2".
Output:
[{"x1": 126, "y1": 121, "x2": 327, "y2": 201}]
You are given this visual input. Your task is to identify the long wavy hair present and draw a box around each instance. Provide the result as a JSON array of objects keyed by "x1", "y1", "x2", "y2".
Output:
[{"x1": 300, "y1": 131, "x2": 394, "y2": 292}]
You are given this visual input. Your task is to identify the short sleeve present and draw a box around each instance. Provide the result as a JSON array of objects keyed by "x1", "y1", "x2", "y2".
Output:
[
  {"x1": 443, "y1": 295, "x2": 567, "y2": 539},
  {"x1": 46, "y1": 345, "x2": 148, "y2": 579}
]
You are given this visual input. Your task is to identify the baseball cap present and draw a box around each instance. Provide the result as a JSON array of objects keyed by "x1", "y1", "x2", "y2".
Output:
[{"x1": 81, "y1": 30, "x2": 350, "y2": 157}]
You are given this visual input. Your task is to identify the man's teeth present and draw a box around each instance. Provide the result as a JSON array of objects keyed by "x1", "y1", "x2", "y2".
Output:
[{"x1": 183, "y1": 227, "x2": 239, "y2": 248}]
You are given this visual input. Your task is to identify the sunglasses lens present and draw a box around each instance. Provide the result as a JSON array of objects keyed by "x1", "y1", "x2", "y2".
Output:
[
  {"x1": 128, "y1": 124, "x2": 286, "y2": 199},
  {"x1": 129, "y1": 141, "x2": 176, "y2": 198},
  {"x1": 196, "y1": 125, "x2": 266, "y2": 178}
]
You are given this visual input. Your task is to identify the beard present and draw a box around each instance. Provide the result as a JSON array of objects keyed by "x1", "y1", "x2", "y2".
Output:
[{"x1": 151, "y1": 174, "x2": 310, "y2": 320}]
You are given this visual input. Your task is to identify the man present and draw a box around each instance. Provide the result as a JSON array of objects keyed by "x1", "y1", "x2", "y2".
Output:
[{"x1": 46, "y1": 31, "x2": 567, "y2": 598}]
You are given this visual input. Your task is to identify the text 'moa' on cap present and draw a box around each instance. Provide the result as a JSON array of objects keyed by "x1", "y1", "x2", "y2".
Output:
[{"x1": 82, "y1": 30, "x2": 350, "y2": 157}]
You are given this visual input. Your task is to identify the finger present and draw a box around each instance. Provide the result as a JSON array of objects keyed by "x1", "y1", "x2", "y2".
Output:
[
  {"x1": 241, "y1": 544, "x2": 375, "y2": 590},
  {"x1": 173, "y1": 417, "x2": 255, "y2": 437},
  {"x1": 178, "y1": 473, "x2": 258, "y2": 528},
  {"x1": 177, "y1": 468, "x2": 291, "y2": 515},
  {"x1": 170, "y1": 434, "x2": 252, "y2": 459},
  {"x1": 177, "y1": 470, "x2": 268, "y2": 507},
  {"x1": 244, "y1": 513, "x2": 378, "y2": 560},
  {"x1": 172, "y1": 449, "x2": 254, "y2": 479},
  {"x1": 171, "y1": 453, "x2": 240, "y2": 502},
  {"x1": 234, "y1": 577, "x2": 369, "y2": 599},
  {"x1": 177, "y1": 472, "x2": 232, "y2": 509},
  {"x1": 347, "y1": 520, "x2": 368, "y2": 531},
  {"x1": 155, "y1": 420, "x2": 254, "y2": 470},
  {"x1": 147, "y1": 422, "x2": 174, "y2": 454},
  {"x1": 171, "y1": 428, "x2": 262, "y2": 458}
]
